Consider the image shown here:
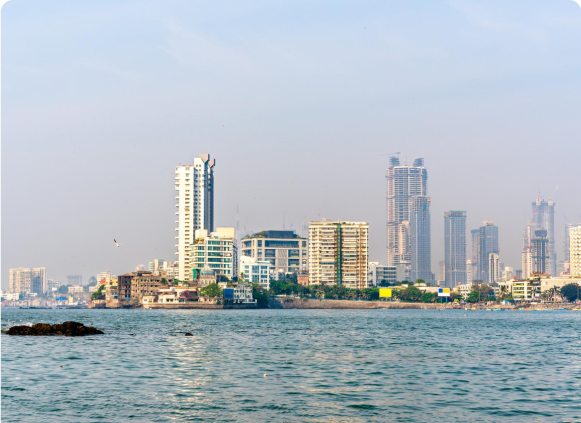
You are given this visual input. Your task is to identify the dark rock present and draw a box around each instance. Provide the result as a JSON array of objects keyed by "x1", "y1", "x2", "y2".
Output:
[
  {"x1": 185, "y1": 332, "x2": 194, "y2": 336},
  {"x1": 6, "y1": 321, "x2": 104, "y2": 336}
]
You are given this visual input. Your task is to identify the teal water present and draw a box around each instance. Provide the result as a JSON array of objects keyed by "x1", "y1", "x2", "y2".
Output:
[{"x1": 2, "y1": 308, "x2": 581, "y2": 422}]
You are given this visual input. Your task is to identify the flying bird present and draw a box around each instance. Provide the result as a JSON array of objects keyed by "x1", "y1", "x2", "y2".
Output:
[{"x1": 114, "y1": 239, "x2": 122, "y2": 248}]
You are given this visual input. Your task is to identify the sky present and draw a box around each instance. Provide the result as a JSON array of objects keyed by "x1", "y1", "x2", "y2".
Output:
[{"x1": 2, "y1": 0, "x2": 581, "y2": 287}]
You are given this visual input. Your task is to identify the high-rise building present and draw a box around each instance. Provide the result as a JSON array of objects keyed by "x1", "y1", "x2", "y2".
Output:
[
  {"x1": 569, "y1": 225, "x2": 581, "y2": 277},
  {"x1": 386, "y1": 157, "x2": 432, "y2": 281},
  {"x1": 474, "y1": 221, "x2": 499, "y2": 283},
  {"x1": 9, "y1": 268, "x2": 32, "y2": 293},
  {"x1": 444, "y1": 211, "x2": 467, "y2": 288},
  {"x1": 309, "y1": 220, "x2": 369, "y2": 289},
  {"x1": 561, "y1": 222, "x2": 580, "y2": 275},
  {"x1": 466, "y1": 259, "x2": 473, "y2": 283},
  {"x1": 240, "y1": 230, "x2": 308, "y2": 276},
  {"x1": 191, "y1": 227, "x2": 238, "y2": 282},
  {"x1": 531, "y1": 198, "x2": 556, "y2": 275},
  {"x1": 521, "y1": 220, "x2": 534, "y2": 278},
  {"x1": 32, "y1": 267, "x2": 47, "y2": 294},
  {"x1": 175, "y1": 153, "x2": 216, "y2": 281},
  {"x1": 531, "y1": 230, "x2": 550, "y2": 275},
  {"x1": 409, "y1": 196, "x2": 434, "y2": 283},
  {"x1": 471, "y1": 229, "x2": 480, "y2": 279},
  {"x1": 488, "y1": 253, "x2": 501, "y2": 284}
]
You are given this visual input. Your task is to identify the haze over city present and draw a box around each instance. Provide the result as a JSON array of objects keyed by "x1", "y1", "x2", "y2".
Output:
[{"x1": 2, "y1": 0, "x2": 581, "y2": 287}]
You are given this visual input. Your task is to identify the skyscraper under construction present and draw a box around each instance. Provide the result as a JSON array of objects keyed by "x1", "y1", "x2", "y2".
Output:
[{"x1": 386, "y1": 157, "x2": 434, "y2": 283}]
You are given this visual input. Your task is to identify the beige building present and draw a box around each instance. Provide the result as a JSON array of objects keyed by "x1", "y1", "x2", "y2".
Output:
[
  {"x1": 117, "y1": 271, "x2": 164, "y2": 304},
  {"x1": 9, "y1": 268, "x2": 32, "y2": 293},
  {"x1": 308, "y1": 220, "x2": 369, "y2": 289},
  {"x1": 570, "y1": 225, "x2": 581, "y2": 277},
  {"x1": 240, "y1": 230, "x2": 308, "y2": 276}
]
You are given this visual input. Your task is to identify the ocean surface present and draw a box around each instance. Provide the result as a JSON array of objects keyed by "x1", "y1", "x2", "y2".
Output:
[{"x1": 2, "y1": 308, "x2": 581, "y2": 422}]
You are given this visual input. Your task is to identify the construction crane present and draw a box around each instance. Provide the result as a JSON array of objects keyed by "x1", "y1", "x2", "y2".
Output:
[{"x1": 379, "y1": 151, "x2": 401, "y2": 157}]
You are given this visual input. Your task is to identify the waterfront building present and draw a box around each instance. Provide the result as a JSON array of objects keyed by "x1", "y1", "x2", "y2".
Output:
[
  {"x1": 308, "y1": 220, "x2": 369, "y2": 289},
  {"x1": 531, "y1": 198, "x2": 556, "y2": 275},
  {"x1": 473, "y1": 221, "x2": 499, "y2": 284},
  {"x1": 570, "y1": 225, "x2": 581, "y2": 277},
  {"x1": 531, "y1": 230, "x2": 550, "y2": 275},
  {"x1": 67, "y1": 275, "x2": 83, "y2": 285},
  {"x1": 9, "y1": 268, "x2": 32, "y2": 293},
  {"x1": 240, "y1": 230, "x2": 308, "y2": 276},
  {"x1": 240, "y1": 256, "x2": 271, "y2": 290},
  {"x1": 190, "y1": 227, "x2": 237, "y2": 282},
  {"x1": 444, "y1": 211, "x2": 467, "y2": 288},
  {"x1": 386, "y1": 157, "x2": 432, "y2": 282},
  {"x1": 367, "y1": 262, "x2": 406, "y2": 287},
  {"x1": 175, "y1": 153, "x2": 216, "y2": 281},
  {"x1": 117, "y1": 271, "x2": 163, "y2": 304}
]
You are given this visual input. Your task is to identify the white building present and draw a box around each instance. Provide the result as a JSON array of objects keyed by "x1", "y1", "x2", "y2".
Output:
[
  {"x1": 570, "y1": 225, "x2": 581, "y2": 277},
  {"x1": 225, "y1": 284, "x2": 256, "y2": 304},
  {"x1": 501, "y1": 266, "x2": 514, "y2": 282},
  {"x1": 488, "y1": 253, "x2": 501, "y2": 284},
  {"x1": 190, "y1": 227, "x2": 237, "y2": 282},
  {"x1": 9, "y1": 268, "x2": 32, "y2": 293},
  {"x1": 175, "y1": 154, "x2": 216, "y2": 281},
  {"x1": 97, "y1": 271, "x2": 115, "y2": 284},
  {"x1": 68, "y1": 285, "x2": 84, "y2": 294},
  {"x1": 367, "y1": 262, "x2": 406, "y2": 287},
  {"x1": 240, "y1": 256, "x2": 271, "y2": 290}
]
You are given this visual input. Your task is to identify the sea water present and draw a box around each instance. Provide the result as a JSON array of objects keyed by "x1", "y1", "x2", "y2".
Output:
[{"x1": 2, "y1": 308, "x2": 581, "y2": 422}]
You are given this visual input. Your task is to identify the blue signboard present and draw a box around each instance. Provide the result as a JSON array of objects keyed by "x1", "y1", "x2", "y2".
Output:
[{"x1": 224, "y1": 288, "x2": 234, "y2": 300}]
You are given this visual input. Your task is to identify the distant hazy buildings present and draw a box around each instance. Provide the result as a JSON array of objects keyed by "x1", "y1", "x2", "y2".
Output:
[
  {"x1": 175, "y1": 153, "x2": 216, "y2": 281},
  {"x1": 191, "y1": 227, "x2": 237, "y2": 281},
  {"x1": 240, "y1": 230, "x2": 308, "y2": 276},
  {"x1": 521, "y1": 220, "x2": 534, "y2": 279},
  {"x1": 67, "y1": 275, "x2": 83, "y2": 285},
  {"x1": 386, "y1": 157, "x2": 432, "y2": 282},
  {"x1": 531, "y1": 198, "x2": 556, "y2": 275},
  {"x1": 473, "y1": 221, "x2": 499, "y2": 284},
  {"x1": 531, "y1": 230, "x2": 550, "y2": 275},
  {"x1": 8, "y1": 267, "x2": 47, "y2": 294},
  {"x1": 569, "y1": 225, "x2": 581, "y2": 277},
  {"x1": 97, "y1": 271, "x2": 115, "y2": 284},
  {"x1": 444, "y1": 211, "x2": 467, "y2": 288},
  {"x1": 488, "y1": 253, "x2": 501, "y2": 284},
  {"x1": 308, "y1": 220, "x2": 369, "y2": 289}
]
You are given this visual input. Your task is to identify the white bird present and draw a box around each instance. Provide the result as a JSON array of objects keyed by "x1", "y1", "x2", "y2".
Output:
[
  {"x1": 573, "y1": 0, "x2": 581, "y2": 9},
  {"x1": 114, "y1": 239, "x2": 122, "y2": 248}
]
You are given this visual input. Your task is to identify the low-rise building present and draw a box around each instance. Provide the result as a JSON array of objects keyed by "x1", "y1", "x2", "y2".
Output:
[
  {"x1": 224, "y1": 284, "x2": 256, "y2": 304},
  {"x1": 68, "y1": 285, "x2": 84, "y2": 295},
  {"x1": 511, "y1": 279, "x2": 541, "y2": 302},
  {"x1": 367, "y1": 262, "x2": 406, "y2": 287},
  {"x1": 240, "y1": 256, "x2": 271, "y2": 290},
  {"x1": 241, "y1": 230, "x2": 308, "y2": 275}
]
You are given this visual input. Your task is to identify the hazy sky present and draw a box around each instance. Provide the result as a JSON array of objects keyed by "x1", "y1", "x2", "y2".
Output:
[{"x1": 2, "y1": 0, "x2": 581, "y2": 287}]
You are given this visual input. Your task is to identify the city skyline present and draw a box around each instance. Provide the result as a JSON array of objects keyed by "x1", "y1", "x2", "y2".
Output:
[{"x1": 2, "y1": 1, "x2": 581, "y2": 287}]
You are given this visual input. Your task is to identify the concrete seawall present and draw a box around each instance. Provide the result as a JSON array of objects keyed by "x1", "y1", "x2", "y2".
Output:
[{"x1": 269, "y1": 298, "x2": 448, "y2": 310}]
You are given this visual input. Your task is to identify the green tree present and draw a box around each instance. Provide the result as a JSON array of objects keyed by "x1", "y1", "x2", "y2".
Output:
[
  {"x1": 199, "y1": 283, "x2": 223, "y2": 298},
  {"x1": 415, "y1": 279, "x2": 426, "y2": 285},
  {"x1": 397, "y1": 286, "x2": 422, "y2": 302},
  {"x1": 560, "y1": 284, "x2": 579, "y2": 302},
  {"x1": 421, "y1": 292, "x2": 435, "y2": 303},
  {"x1": 91, "y1": 284, "x2": 105, "y2": 300},
  {"x1": 252, "y1": 283, "x2": 269, "y2": 308},
  {"x1": 466, "y1": 291, "x2": 480, "y2": 303}
]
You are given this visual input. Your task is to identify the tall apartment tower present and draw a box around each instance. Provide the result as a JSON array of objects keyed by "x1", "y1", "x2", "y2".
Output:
[
  {"x1": 32, "y1": 267, "x2": 47, "y2": 294},
  {"x1": 474, "y1": 221, "x2": 499, "y2": 283},
  {"x1": 521, "y1": 220, "x2": 534, "y2": 278},
  {"x1": 175, "y1": 153, "x2": 216, "y2": 282},
  {"x1": 386, "y1": 157, "x2": 432, "y2": 282},
  {"x1": 308, "y1": 220, "x2": 369, "y2": 289},
  {"x1": 569, "y1": 225, "x2": 581, "y2": 277},
  {"x1": 444, "y1": 211, "x2": 467, "y2": 288},
  {"x1": 531, "y1": 198, "x2": 556, "y2": 275},
  {"x1": 9, "y1": 268, "x2": 32, "y2": 293},
  {"x1": 531, "y1": 230, "x2": 549, "y2": 275}
]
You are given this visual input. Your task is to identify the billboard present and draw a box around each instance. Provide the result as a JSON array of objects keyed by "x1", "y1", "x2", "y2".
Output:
[
  {"x1": 438, "y1": 288, "x2": 450, "y2": 297},
  {"x1": 224, "y1": 288, "x2": 234, "y2": 300},
  {"x1": 379, "y1": 288, "x2": 392, "y2": 298}
]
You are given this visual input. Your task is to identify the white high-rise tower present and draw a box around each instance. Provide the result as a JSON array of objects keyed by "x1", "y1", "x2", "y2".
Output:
[{"x1": 175, "y1": 154, "x2": 216, "y2": 282}]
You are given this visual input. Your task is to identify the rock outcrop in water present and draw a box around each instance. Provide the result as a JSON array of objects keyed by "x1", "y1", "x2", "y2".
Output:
[{"x1": 4, "y1": 321, "x2": 104, "y2": 336}]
